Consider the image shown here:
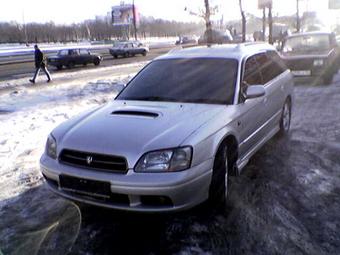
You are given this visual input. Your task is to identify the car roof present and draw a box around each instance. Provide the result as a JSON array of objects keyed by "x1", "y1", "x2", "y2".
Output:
[
  {"x1": 285, "y1": 31, "x2": 333, "y2": 39},
  {"x1": 156, "y1": 43, "x2": 276, "y2": 61}
]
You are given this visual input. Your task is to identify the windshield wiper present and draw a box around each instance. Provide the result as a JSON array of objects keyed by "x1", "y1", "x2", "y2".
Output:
[{"x1": 123, "y1": 96, "x2": 178, "y2": 102}]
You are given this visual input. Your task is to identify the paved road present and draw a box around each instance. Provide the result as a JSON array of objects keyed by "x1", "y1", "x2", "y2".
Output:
[
  {"x1": 0, "y1": 46, "x2": 174, "y2": 82},
  {"x1": 0, "y1": 67, "x2": 339, "y2": 254}
]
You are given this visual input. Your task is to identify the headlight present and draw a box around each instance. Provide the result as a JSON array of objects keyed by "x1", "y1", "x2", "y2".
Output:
[
  {"x1": 313, "y1": 59, "x2": 324, "y2": 66},
  {"x1": 135, "y1": 147, "x2": 192, "y2": 172},
  {"x1": 46, "y1": 134, "x2": 57, "y2": 159}
]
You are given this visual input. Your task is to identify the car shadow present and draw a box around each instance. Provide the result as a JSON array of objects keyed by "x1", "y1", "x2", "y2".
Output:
[{"x1": 1, "y1": 138, "x2": 340, "y2": 255}]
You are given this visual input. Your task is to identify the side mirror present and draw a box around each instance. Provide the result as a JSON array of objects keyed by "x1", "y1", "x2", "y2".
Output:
[{"x1": 245, "y1": 85, "x2": 266, "y2": 99}]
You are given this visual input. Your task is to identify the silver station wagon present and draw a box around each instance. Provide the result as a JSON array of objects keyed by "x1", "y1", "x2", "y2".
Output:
[{"x1": 40, "y1": 43, "x2": 294, "y2": 212}]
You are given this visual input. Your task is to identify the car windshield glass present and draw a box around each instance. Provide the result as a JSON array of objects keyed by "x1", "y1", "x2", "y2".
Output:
[
  {"x1": 117, "y1": 58, "x2": 238, "y2": 105},
  {"x1": 283, "y1": 34, "x2": 331, "y2": 54}
]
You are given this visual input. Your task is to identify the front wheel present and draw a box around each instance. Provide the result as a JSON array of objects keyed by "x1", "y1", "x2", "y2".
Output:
[
  {"x1": 208, "y1": 145, "x2": 229, "y2": 206},
  {"x1": 56, "y1": 65, "x2": 62, "y2": 70},
  {"x1": 278, "y1": 99, "x2": 291, "y2": 137},
  {"x1": 142, "y1": 51, "x2": 147, "y2": 56}
]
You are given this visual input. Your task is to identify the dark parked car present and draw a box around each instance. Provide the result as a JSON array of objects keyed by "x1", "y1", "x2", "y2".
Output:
[
  {"x1": 279, "y1": 32, "x2": 340, "y2": 84},
  {"x1": 198, "y1": 29, "x2": 233, "y2": 45},
  {"x1": 175, "y1": 36, "x2": 198, "y2": 45},
  {"x1": 109, "y1": 42, "x2": 149, "y2": 58},
  {"x1": 47, "y1": 49, "x2": 102, "y2": 70}
]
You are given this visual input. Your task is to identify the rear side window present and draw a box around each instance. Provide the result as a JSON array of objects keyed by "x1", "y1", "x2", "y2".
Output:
[
  {"x1": 80, "y1": 49, "x2": 89, "y2": 55},
  {"x1": 256, "y1": 52, "x2": 286, "y2": 84},
  {"x1": 267, "y1": 51, "x2": 288, "y2": 75}
]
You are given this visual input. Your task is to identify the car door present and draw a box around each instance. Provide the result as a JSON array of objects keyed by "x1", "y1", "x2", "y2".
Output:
[
  {"x1": 256, "y1": 51, "x2": 288, "y2": 134},
  {"x1": 237, "y1": 55, "x2": 268, "y2": 159},
  {"x1": 79, "y1": 49, "x2": 91, "y2": 64}
]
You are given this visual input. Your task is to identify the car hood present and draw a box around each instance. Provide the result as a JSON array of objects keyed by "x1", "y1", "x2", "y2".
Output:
[
  {"x1": 280, "y1": 50, "x2": 331, "y2": 59},
  {"x1": 53, "y1": 100, "x2": 225, "y2": 168}
]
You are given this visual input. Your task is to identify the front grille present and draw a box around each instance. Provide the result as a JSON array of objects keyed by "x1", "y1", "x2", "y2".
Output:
[{"x1": 59, "y1": 149, "x2": 128, "y2": 173}]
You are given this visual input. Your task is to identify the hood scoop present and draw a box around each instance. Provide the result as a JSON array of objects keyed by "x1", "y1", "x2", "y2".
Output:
[{"x1": 111, "y1": 110, "x2": 159, "y2": 118}]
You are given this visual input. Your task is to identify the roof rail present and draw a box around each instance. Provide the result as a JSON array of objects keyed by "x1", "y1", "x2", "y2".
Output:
[{"x1": 238, "y1": 41, "x2": 268, "y2": 47}]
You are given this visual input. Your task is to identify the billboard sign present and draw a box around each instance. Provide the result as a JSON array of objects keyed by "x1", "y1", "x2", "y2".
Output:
[
  {"x1": 258, "y1": 0, "x2": 272, "y2": 9},
  {"x1": 111, "y1": 4, "x2": 140, "y2": 27},
  {"x1": 329, "y1": 0, "x2": 340, "y2": 9}
]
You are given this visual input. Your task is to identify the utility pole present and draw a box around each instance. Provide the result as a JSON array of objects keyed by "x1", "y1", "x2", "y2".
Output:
[
  {"x1": 132, "y1": 0, "x2": 137, "y2": 40},
  {"x1": 204, "y1": 0, "x2": 213, "y2": 44},
  {"x1": 22, "y1": 10, "x2": 28, "y2": 45},
  {"x1": 239, "y1": 0, "x2": 246, "y2": 42},
  {"x1": 296, "y1": 0, "x2": 301, "y2": 32}
]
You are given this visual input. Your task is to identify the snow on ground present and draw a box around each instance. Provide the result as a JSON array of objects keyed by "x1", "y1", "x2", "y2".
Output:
[
  {"x1": 0, "y1": 70, "x2": 340, "y2": 254},
  {"x1": 0, "y1": 62, "x2": 143, "y2": 210}
]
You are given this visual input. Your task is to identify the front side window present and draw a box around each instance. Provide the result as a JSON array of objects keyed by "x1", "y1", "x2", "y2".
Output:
[
  {"x1": 117, "y1": 58, "x2": 238, "y2": 105},
  {"x1": 58, "y1": 50, "x2": 68, "y2": 56}
]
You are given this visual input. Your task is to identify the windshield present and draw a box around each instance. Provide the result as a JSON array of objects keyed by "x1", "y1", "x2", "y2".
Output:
[
  {"x1": 117, "y1": 58, "x2": 238, "y2": 105},
  {"x1": 282, "y1": 34, "x2": 331, "y2": 55}
]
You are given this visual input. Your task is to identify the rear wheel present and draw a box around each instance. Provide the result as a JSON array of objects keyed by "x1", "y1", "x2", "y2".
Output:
[
  {"x1": 209, "y1": 145, "x2": 229, "y2": 206},
  {"x1": 278, "y1": 99, "x2": 291, "y2": 137},
  {"x1": 67, "y1": 61, "x2": 75, "y2": 69},
  {"x1": 56, "y1": 65, "x2": 62, "y2": 70},
  {"x1": 114, "y1": 55, "x2": 118, "y2": 59},
  {"x1": 125, "y1": 52, "x2": 129, "y2": 58},
  {"x1": 142, "y1": 51, "x2": 147, "y2": 56},
  {"x1": 93, "y1": 58, "x2": 100, "y2": 66}
]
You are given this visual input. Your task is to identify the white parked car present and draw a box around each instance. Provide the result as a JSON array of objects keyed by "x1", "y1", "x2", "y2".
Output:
[{"x1": 41, "y1": 43, "x2": 294, "y2": 212}]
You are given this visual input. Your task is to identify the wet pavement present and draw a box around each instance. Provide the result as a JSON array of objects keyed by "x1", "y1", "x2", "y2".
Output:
[{"x1": 0, "y1": 74, "x2": 340, "y2": 255}]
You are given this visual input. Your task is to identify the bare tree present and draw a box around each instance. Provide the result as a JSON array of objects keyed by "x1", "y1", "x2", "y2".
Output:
[
  {"x1": 239, "y1": 0, "x2": 246, "y2": 42},
  {"x1": 204, "y1": 0, "x2": 213, "y2": 44}
]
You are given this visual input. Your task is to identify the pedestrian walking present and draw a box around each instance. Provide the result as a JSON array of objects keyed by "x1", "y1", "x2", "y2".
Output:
[{"x1": 29, "y1": 45, "x2": 51, "y2": 84}]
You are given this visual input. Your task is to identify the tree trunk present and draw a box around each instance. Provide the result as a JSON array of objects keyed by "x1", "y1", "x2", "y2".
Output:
[
  {"x1": 204, "y1": 0, "x2": 213, "y2": 44},
  {"x1": 239, "y1": 0, "x2": 246, "y2": 42}
]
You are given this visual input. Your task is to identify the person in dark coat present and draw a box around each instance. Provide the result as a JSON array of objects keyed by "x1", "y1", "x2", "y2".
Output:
[{"x1": 29, "y1": 45, "x2": 51, "y2": 83}]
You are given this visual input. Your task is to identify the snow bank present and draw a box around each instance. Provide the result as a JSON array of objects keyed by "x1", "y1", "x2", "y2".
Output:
[{"x1": 0, "y1": 64, "x2": 140, "y2": 210}]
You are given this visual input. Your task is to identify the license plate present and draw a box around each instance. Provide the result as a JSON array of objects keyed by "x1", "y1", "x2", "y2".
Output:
[
  {"x1": 292, "y1": 70, "x2": 311, "y2": 76},
  {"x1": 59, "y1": 175, "x2": 111, "y2": 198}
]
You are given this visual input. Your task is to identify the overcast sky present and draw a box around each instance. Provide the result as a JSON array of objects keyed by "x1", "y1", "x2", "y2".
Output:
[{"x1": 0, "y1": 0, "x2": 336, "y2": 26}]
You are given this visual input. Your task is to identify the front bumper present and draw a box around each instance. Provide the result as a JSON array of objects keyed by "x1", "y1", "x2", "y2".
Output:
[{"x1": 40, "y1": 154, "x2": 213, "y2": 212}]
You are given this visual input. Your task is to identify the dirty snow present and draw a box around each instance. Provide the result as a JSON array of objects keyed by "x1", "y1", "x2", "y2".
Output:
[{"x1": 0, "y1": 69, "x2": 340, "y2": 255}]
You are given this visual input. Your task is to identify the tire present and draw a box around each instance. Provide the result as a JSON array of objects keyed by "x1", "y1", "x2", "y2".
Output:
[
  {"x1": 125, "y1": 52, "x2": 129, "y2": 58},
  {"x1": 114, "y1": 55, "x2": 118, "y2": 59},
  {"x1": 67, "y1": 62, "x2": 75, "y2": 69},
  {"x1": 278, "y1": 99, "x2": 291, "y2": 137},
  {"x1": 322, "y1": 73, "x2": 334, "y2": 85},
  {"x1": 56, "y1": 65, "x2": 62, "y2": 70},
  {"x1": 208, "y1": 144, "x2": 229, "y2": 206},
  {"x1": 83, "y1": 63, "x2": 87, "y2": 66},
  {"x1": 142, "y1": 51, "x2": 147, "y2": 56},
  {"x1": 93, "y1": 58, "x2": 100, "y2": 66}
]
